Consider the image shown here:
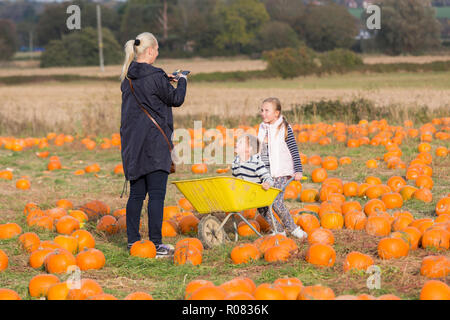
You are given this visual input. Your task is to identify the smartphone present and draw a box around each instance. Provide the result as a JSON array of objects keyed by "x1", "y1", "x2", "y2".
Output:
[{"x1": 171, "y1": 70, "x2": 190, "y2": 80}]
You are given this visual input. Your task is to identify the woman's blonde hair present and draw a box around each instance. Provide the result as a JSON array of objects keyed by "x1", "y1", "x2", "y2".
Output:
[
  {"x1": 120, "y1": 32, "x2": 158, "y2": 82},
  {"x1": 262, "y1": 97, "x2": 289, "y2": 139}
]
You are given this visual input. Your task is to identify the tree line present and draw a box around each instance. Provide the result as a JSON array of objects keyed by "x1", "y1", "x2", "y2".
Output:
[{"x1": 0, "y1": 0, "x2": 446, "y2": 65}]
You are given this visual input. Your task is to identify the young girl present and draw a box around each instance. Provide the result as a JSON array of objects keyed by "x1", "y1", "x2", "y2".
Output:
[{"x1": 257, "y1": 97, "x2": 307, "y2": 240}]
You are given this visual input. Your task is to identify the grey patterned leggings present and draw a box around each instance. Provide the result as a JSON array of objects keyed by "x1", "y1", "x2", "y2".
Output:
[{"x1": 257, "y1": 176, "x2": 297, "y2": 233}]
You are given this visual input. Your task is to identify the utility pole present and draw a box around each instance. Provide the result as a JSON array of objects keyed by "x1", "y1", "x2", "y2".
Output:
[
  {"x1": 96, "y1": 4, "x2": 104, "y2": 72},
  {"x1": 29, "y1": 30, "x2": 33, "y2": 53}
]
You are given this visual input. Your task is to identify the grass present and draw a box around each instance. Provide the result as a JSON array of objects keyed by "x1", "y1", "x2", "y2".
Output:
[{"x1": 0, "y1": 129, "x2": 449, "y2": 300}]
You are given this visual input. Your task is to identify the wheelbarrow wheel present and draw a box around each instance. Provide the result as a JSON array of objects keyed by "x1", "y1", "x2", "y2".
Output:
[{"x1": 198, "y1": 215, "x2": 226, "y2": 249}]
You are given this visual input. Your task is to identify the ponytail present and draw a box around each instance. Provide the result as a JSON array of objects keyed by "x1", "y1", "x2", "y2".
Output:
[
  {"x1": 120, "y1": 40, "x2": 136, "y2": 82},
  {"x1": 280, "y1": 116, "x2": 289, "y2": 140}
]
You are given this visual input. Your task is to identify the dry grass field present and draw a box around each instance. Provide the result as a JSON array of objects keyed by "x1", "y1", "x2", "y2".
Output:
[
  {"x1": 0, "y1": 71, "x2": 449, "y2": 136},
  {"x1": 0, "y1": 56, "x2": 267, "y2": 77}
]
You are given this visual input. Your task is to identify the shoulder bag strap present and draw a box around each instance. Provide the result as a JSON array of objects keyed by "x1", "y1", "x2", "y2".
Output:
[{"x1": 127, "y1": 77, "x2": 173, "y2": 152}]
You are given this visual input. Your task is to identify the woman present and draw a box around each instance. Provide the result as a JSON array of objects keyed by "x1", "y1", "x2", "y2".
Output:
[{"x1": 120, "y1": 32, "x2": 187, "y2": 257}]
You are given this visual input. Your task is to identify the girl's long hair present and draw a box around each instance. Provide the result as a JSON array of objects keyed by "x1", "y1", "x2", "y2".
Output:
[
  {"x1": 262, "y1": 97, "x2": 289, "y2": 139},
  {"x1": 120, "y1": 32, "x2": 158, "y2": 82}
]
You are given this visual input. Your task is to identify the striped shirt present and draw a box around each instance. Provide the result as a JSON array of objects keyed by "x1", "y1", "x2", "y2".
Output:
[
  {"x1": 260, "y1": 125, "x2": 302, "y2": 174},
  {"x1": 232, "y1": 154, "x2": 274, "y2": 186}
]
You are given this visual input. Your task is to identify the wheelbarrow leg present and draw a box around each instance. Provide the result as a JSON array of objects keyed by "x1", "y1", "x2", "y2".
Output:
[
  {"x1": 268, "y1": 204, "x2": 283, "y2": 234},
  {"x1": 232, "y1": 214, "x2": 239, "y2": 242}
]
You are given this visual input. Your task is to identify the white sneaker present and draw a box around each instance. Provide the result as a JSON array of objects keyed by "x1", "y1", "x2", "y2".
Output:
[
  {"x1": 290, "y1": 227, "x2": 307, "y2": 240},
  {"x1": 270, "y1": 231, "x2": 286, "y2": 237}
]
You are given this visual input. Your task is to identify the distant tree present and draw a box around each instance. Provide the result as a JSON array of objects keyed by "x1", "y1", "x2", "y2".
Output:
[
  {"x1": 35, "y1": 3, "x2": 71, "y2": 47},
  {"x1": 263, "y1": 0, "x2": 305, "y2": 27},
  {"x1": 0, "y1": 19, "x2": 17, "y2": 61},
  {"x1": 373, "y1": 0, "x2": 441, "y2": 55},
  {"x1": 213, "y1": 0, "x2": 270, "y2": 53},
  {"x1": 40, "y1": 27, "x2": 122, "y2": 67},
  {"x1": 170, "y1": 0, "x2": 223, "y2": 55},
  {"x1": 297, "y1": 1, "x2": 358, "y2": 51},
  {"x1": 36, "y1": 1, "x2": 120, "y2": 47},
  {"x1": 119, "y1": 0, "x2": 178, "y2": 46},
  {"x1": 253, "y1": 21, "x2": 301, "y2": 52}
]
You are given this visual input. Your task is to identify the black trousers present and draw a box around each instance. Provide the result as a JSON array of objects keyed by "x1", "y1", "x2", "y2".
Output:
[{"x1": 126, "y1": 170, "x2": 168, "y2": 246}]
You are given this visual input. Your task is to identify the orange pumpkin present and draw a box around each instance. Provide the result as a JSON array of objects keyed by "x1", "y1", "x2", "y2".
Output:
[
  {"x1": 253, "y1": 283, "x2": 286, "y2": 300},
  {"x1": 308, "y1": 228, "x2": 334, "y2": 245},
  {"x1": 44, "y1": 249, "x2": 77, "y2": 274},
  {"x1": 436, "y1": 197, "x2": 450, "y2": 216},
  {"x1": 96, "y1": 215, "x2": 119, "y2": 235},
  {"x1": 175, "y1": 238, "x2": 204, "y2": 254},
  {"x1": 56, "y1": 216, "x2": 80, "y2": 235},
  {"x1": 237, "y1": 220, "x2": 260, "y2": 237},
  {"x1": 381, "y1": 192, "x2": 404, "y2": 209},
  {"x1": 343, "y1": 252, "x2": 374, "y2": 272},
  {"x1": 366, "y1": 216, "x2": 391, "y2": 237},
  {"x1": 296, "y1": 214, "x2": 320, "y2": 234},
  {"x1": 0, "y1": 288, "x2": 21, "y2": 300},
  {"x1": 306, "y1": 243, "x2": 336, "y2": 267},
  {"x1": 0, "y1": 223, "x2": 22, "y2": 239},
  {"x1": 413, "y1": 188, "x2": 433, "y2": 203},
  {"x1": 191, "y1": 163, "x2": 208, "y2": 174},
  {"x1": 343, "y1": 182, "x2": 358, "y2": 197},
  {"x1": 66, "y1": 279, "x2": 103, "y2": 300},
  {"x1": 298, "y1": 285, "x2": 335, "y2": 300},
  {"x1": 421, "y1": 228, "x2": 449, "y2": 250},
  {"x1": 377, "y1": 237, "x2": 409, "y2": 260},
  {"x1": 29, "y1": 274, "x2": 60, "y2": 298},
  {"x1": 184, "y1": 280, "x2": 215, "y2": 300},
  {"x1": 130, "y1": 240, "x2": 157, "y2": 258},
  {"x1": 344, "y1": 210, "x2": 367, "y2": 230},
  {"x1": 124, "y1": 292, "x2": 154, "y2": 300},
  {"x1": 71, "y1": 229, "x2": 95, "y2": 251},
  {"x1": 311, "y1": 168, "x2": 327, "y2": 183},
  {"x1": 179, "y1": 215, "x2": 200, "y2": 234},
  {"x1": 364, "y1": 199, "x2": 386, "y2": 216},
  {"x1": 178, "y1": 198, "x2": 194, "y2": 211},
  {"x1": 420, "y1": 280, "x2": 450, "y2": 300},
  {"x1": 15, "y1": 178, "x2": 31, "y2": 190},
  {"x1": 0, "y1": 249, "x2": 8, "y2": 272},
  {"x1": 415, "y1": 175, "x2": 434, "y2": 190},
  {"x1": 174, "y1": 245, "x2": 202, "y2": 266},
  {"x1": 273, "y1": 278, "x2": 303, "y2": 300},
  {"x1": 230, "y1": 243, "x2": 260, "y2": 264},
  {"x1": 320, "y1": 212, "x2": 344, "y2": 230},
  {"x1": 76, "y1": 248, "x2": 106, "y2": 271},
  {"x1": 420, "y1": 255, "x2": 450, "y2": 278}
]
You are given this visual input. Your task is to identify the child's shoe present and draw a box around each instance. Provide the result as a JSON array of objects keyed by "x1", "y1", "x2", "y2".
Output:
[
  {"x1": 290, "y1": 227, "x2": 307, "y2": 240},
  {"x1": 270, "y1": 231, "x2": 287, "y2": 237}
]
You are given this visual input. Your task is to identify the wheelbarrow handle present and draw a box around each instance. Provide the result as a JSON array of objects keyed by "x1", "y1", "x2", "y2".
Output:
[{"x1": 280, "y1": 176, "x2": 295, "y2": 193}]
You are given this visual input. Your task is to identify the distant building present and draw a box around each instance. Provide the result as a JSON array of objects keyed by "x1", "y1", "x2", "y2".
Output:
[
  {"x1": 346, "y1": 0, "x2": 358, "y2": 8},
  {"x1": 355, "y1": 29, "x2": 372, "y2": 40},
  {"x1": 362, "y1": 1, "x2": 374, "y2": 9}
]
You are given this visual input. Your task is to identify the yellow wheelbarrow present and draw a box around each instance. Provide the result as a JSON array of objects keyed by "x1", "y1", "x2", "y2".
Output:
[{"x1": 172, "y1": 176, "x2": 296, "y2": 248}]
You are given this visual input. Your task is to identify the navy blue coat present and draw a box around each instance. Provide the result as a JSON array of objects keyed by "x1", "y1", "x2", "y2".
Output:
[{"x1": 120, "y1": 61, "x2": 187, "y2": 181}]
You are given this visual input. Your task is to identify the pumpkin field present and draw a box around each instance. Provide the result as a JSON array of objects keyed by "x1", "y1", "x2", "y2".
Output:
[{"x1": 0, "y1": 58, "x2": 449, "y2": 300}]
